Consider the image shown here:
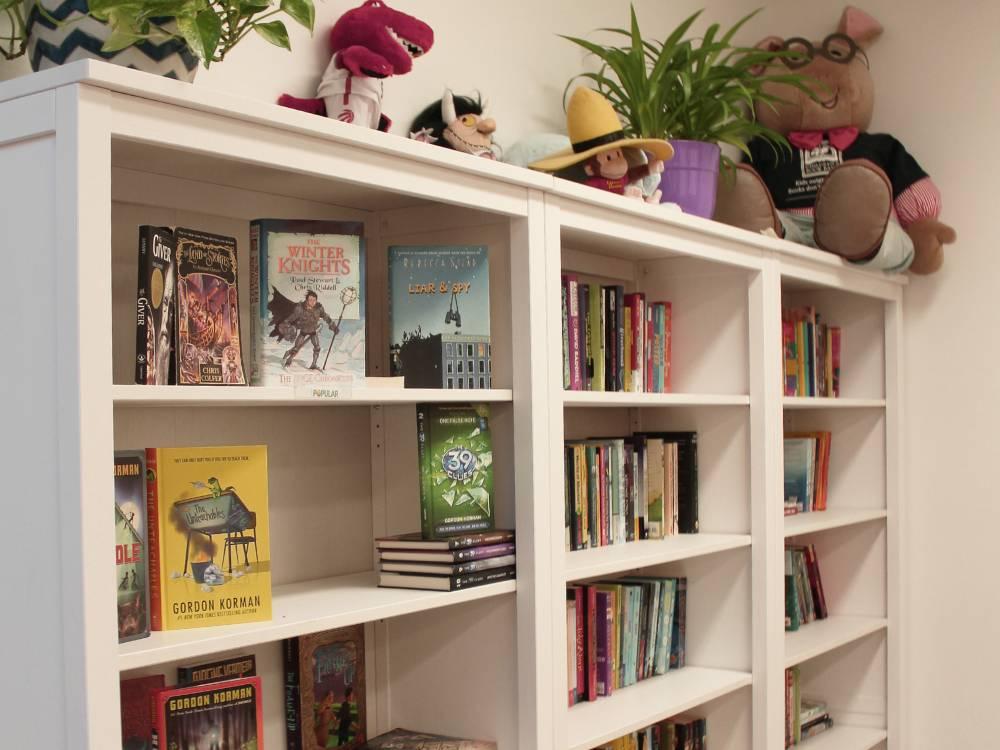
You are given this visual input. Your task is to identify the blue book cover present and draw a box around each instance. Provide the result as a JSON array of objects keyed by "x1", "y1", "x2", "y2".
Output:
[
  {"x1": 784, "y1": 437, "x2": 813, "y2": 513},
  {"x1": 248, "y1": 219, "x2": 365, "y2": 386},
  {"x1": 388, "y1": 246, "x2": 491, "y2": 389}
]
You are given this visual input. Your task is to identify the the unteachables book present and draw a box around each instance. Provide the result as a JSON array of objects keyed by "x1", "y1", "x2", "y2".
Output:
[{"x1": 388, "y1": 245, "x2": 490, "y2": 389}]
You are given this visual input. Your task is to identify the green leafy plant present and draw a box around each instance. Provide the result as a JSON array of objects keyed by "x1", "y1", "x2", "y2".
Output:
[
  {"x1": 85, "y1": 0, "x2": 316, "y2": 66},
  {"x1": 0, "y1": 0, "x2": 28, "y2": 60},
  {"x1": 561, "y1": 5, "x2": 820, "y2": 168}
]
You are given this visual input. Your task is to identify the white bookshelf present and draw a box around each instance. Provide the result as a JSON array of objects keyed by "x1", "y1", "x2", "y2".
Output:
[{"x1": 0, "y1": 60, "x2": 905, "y2": 750}]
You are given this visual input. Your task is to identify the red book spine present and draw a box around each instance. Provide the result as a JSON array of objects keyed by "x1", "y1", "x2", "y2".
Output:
[
  {"x1": 144, "y1": 448, "x2": 162, "y2": 632},
  {"x1": 574, "y1": 587, "x2": 585, "y2": 704},
  {"x1": 805, "y1": 544, "x2": 828, "y2": 618},
  {"x1": 586, "y1": 585, "x2": 598, "y2": 701}
]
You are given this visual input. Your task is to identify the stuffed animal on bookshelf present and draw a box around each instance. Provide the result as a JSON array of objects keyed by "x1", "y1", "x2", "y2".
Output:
[
  {"x1": 409, "y1": 90, "x2": 500, "y2": 159},
  {"x1": 277, "y1": 0, "x2": 434, "y2": 132},
  {"x1": 713, "y1": 5, "x2": 955, "y2": 274},
  {"x1": 528, "y1": 87, "x2": 673, "y2": 204}
]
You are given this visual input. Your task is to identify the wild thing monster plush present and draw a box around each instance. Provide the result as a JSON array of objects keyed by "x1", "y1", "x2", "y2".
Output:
[
  {"x1": 278, "y1": 0, "x2": 434, "y2": 131},
  {"x1": 714, "y1": 6, "x2": 955, "y2": 274}
]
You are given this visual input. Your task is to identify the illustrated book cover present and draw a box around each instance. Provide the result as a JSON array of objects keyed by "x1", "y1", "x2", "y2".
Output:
[
  {"x1": 174, "y1": 227, "x2": 247, "y2": 385},
  {"x1": 134, "y1": 226, "x2": 176, "y2": 385},
  {"x1": 145, "y1": 444, "x2": 271, "y2": 631},
  {"x1": 177, "y1": 653, "x2": 257, "y2": 687},
  {"x1": 363, "y1": 728, "x2": 497, "y2": 749},
  {"x1": 250, "y1": 219, "x2": 366, "y2": 385},
  {"x1": 115, "y1": 450, "x2": 149, "y2": 643},
  {"x1": 151, "y1": 676, "x2": 263, "y2": 750},
  {"x1": 388, "y1": 245, "x2": 490, "y2": 389},
  {"x1": 284, "y1": 624, "x2": 366, "y2": 750},
  {"x1": 120, "y1": 674, "x2": 164, "y2": 750},
  {"x1": 416, "y1": 403, "x2": 495, "y2": 538}
]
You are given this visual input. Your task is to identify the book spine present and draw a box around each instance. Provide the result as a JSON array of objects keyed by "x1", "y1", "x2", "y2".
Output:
[
  {"x1": 283, "y1": 638, "x2": 302, "y2": 750},
  {"x1": 564, "y1": 447, "x2": 573, "y2": 551},
  {"x1": 623, "y1": 305, "x2": 633, "y2": 393},
  {"x1": 416, "y1": 406, "x2": 432, "y2": 540},
  {"x1": 248, "y1": 221, "x2": 261, "y2": 386},
  {"x1": 672, "y1": 577, "x2": 687, "y2": 669},
  {"x1": 574, "y1": 587, "x2": 585, "y2": 704},
  {"x1": 806, "y1": 543, "x2": 828, "y2": 618},
  {"x1": 590, "y1": 284, "x2": 605, "y2": 392},
  {"x1": 645, "y1": 303, "x2": 653, "y2": 393},
  {"x1": 145, "y1": 448, "x2": 163, "y2": 632},
  {"x1": 831, "y1": 326, "x2": 841, "y2": 397},
  {"x1": 561, "y1": 278, "x2": 570, "y2": 389},
  {"x1": 615, "y1": 286, "x2": 625, "y2": 391},
  {"x1": 452, "y1": 542, "x2": 516, "y2": 561},
  {"x1": 451, "y1": 565, "x2": 516, "y2": 589},
  {"x1": 604, "y1": 287, "x2": 615, "y2": 391},
  {"x1": 663, "y1": 302, "x2": 672, "y2": 393},
  {"x1": 586, "y1": 585, "x2": 598, "y2": 701},
  {"x1": 579, "y1": 283, "x2": 590, "y2": 390},
  {"x1": 595, "y1": 591, "x2": 609, "y2": 696},
  {"x1": 135, "y1": 227, "x2": 151, "y2": 384},
  {"x1": 795, "y1": 321, "x2": 805, "y2": 396},
  {"x1": 567, "y1": 275, "x2": 582, "y2": 390}
]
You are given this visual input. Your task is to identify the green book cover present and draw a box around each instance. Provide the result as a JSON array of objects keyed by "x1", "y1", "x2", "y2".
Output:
[{"x1": 416, "y1": 403, "x2": 495, "y2": 539}]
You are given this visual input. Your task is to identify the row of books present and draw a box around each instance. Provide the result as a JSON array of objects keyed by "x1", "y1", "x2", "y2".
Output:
[
  {"x1": 565, "y1": 432, "x2": 698, "y2": 551},
  {"x1": 375, "y1": 530, "x2": 516, "y2": 592},
  {"x1": 785, "y1": 543, "x2": 829, "y2": 631},
  {"x1": 566, "y1": 576, "x2": 687, "y2": 706},
  {"x1": 783, "y1": 431, "x2": 832, "y2": 515},
  {"x1": 785, "y1": 667, "x2": 834, "y2": 746},
  {"x1": 783, "y1": 306, "x2": 841, "y2": 398},
  {"x1": 561, "y1": 275, "x2": 673, "y2": 393},
  {"x1": 597, "y1": 716, "x2": 707, "y2": 750}
]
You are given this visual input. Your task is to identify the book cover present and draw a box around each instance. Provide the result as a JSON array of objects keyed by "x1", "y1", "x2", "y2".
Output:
[
  {"x1": 135, "y1": 226, "x2": 176, "y2": 385},
  {"x1": 377, "y1": 565, "x2": 515, "y2": 591},
  {"x1": 146, "y1": 445, "x2": 271, "y2": 630},
  {"x1": 363, "y1": 729, "x2": 497, "y2": 749},
  {"x1": 177, "y1": 653, "x2": 257, "y2": 687},
  {"x1": 250, "y1": 219, "x2": 366, "y2": 385},
  {"x1": 389, "y1": 246, "x2": 490, "y2": 389},
  {"x1": 151, "y1": 676, "x2": 262, "y2": 750},
  {"x1": 378, "y1": 554, "x2": 515, "y2": 576},
  {"x1": 174, "y1": 228, "x2": 247, "y2": 385},
  {"x1": 375, "y1": 542, "x2": 515, "y2": 563},
  {"x1": 416, "y1": 403, "x2": 495, "y2": 538},
  {"x1": 374, "y1": 530, "x2": 513, "y2": 551},
  {"x1": 285, "y1": 624, "x2": 366, "y2": 750},
  {"x1": 566, "y1": 594, "x2": 577, "y2": 705},
  {"x1": 120, "y1": 674, "x2": 164, "y2": 750},
  {"x1": 115, "y1": 450, "x2": 149, "y2": 643},
  {"x1": 588, "y1": 283, "x2": 604, "y2": 392},
  {"x1": 783, "y1": 438, "x2": 812, "y2": 514}
]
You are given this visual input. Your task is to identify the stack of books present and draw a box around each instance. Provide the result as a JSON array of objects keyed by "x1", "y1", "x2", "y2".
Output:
[
  {"x1": 785, "y1": 667, "x2": 834, "y2": 746},
  {"x1": 376, "y1": 530, "x2": 516, "y2": 591},
  {"x1": 783, "y1": 431, "x2": 832, "y2": 515},
  {"x1": 782, "y1": 305, "x2": 841, "y2": 397},
  {"x1": 597, "y1": 714, "x2": 705, "y2": 749},
  {"x1": 785, "y1": 543, "x2": 828, "y2": 631}
]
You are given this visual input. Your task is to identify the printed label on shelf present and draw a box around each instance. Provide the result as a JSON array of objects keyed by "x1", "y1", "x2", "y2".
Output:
[{"x1": 293, "y1": 373, "x2": 354, "y2": 400}]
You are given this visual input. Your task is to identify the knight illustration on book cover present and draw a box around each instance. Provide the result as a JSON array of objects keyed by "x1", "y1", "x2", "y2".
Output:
[{"x1": 249, "y1": 219, "x2": 366, "y2": 386}]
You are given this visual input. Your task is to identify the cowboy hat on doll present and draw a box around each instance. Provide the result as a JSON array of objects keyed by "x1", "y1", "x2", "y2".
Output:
[
  {"x1": 714, "y1": 5, "x2": 955, "y2": 274},
  {"x1": 530, "y1": 88, "x2": 673, "y2": 203}
]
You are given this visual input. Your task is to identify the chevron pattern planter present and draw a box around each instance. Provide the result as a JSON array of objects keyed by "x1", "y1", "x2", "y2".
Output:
[{"x1": 25, "y1": 0, "x2": 199, "y2": 81}]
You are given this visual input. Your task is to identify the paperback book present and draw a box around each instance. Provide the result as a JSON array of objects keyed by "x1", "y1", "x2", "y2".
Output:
[
  {"x1": 174, "y1": 227, "x2": 247, "y2": 385},
  {"x1": 134, "y1": 225, "x2": 177, "y2": 385},
  {"x1": 119, "y1": 674, "x2": 164, "y2": 750},
  {"x1": 389, "y1": 245, "x2": 491, "y2": 389},
  {"x1": 145, "y1": 444, "x2": 271, "y2": 630},
  {"x1": 151, "y1": 676, "x2": 263, "y2": 750},
  {"x1": 250, "y1": 219, "x2": 366, "y2": 385},
  {"x1": 115, "y1": 450, "x2": 149, "y2": 643},
  {"x1": 177, "y1": 653, "x2": 257, "y2": 687},
  {"x1": 783, "y1": 432, "x2": 831, "y2": 514},
  {"x1": 363, "y1": 728, "x2": 497, "y2": 749}
]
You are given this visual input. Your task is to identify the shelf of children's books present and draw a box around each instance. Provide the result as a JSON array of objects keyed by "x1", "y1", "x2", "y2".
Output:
[
  {"x1": 118, "y1": 570, "x2": 516, "y2": 671},
  {"x1": 563, "y1": 534, "x2": 751, "y2": 582},
  {"x1": 785, "y1": 509, "x2": 888, "y2": 538},
  {"x1": 796, "y1": 724, "x2": 888, "y2": 750},
  {"x1": 562, "y1": 391, "x2": 750, "y2": 408},
  {"x1": 783, "y1": 397, "x2": 886, "y2": 410},
  {"x1": 111, "y1": 384, "x2": 514, "y2": 407},
  {"x1": 785, "y1": 616, "x2": 888, "y2": 669},
  {"x1": 565, "y1": 666, "x2": 751, "y2": 750}
]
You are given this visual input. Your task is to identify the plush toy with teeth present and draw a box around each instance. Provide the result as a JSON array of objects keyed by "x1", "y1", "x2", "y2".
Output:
[
  {"x1": 278, "y1": 0, "x2": 434, "y2": 132},
  {"x1": 409, "y1": 90, "x2": 500, "y2": 159}
]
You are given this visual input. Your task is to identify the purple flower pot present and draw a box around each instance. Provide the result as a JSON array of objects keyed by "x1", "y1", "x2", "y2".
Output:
[{"x1": 659, "y1": 140, "x2": 721, "y2": 218}]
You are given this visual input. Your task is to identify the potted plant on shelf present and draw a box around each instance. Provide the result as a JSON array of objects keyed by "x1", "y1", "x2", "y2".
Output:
[
  {"x1": 18, "y1": 0, "x2": 314, "y2": 82},
  {"x1": 561, "y1": 5, "x2": 816, "y2": 218}
]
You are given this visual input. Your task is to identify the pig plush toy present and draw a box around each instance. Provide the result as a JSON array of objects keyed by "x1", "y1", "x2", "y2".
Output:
[{"x1": 714, "y1": 6, "x2": 955, "y2": 274}]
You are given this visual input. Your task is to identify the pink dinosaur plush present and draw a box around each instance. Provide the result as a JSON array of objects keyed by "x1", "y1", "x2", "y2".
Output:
[{"x1": 278, "y1": 0, "x2": 434, "y2": 132}]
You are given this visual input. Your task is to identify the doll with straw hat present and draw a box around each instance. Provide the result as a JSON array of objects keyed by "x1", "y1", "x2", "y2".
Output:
[{"x1": 530, "y1": 87, "x2": 674, "y2": 202}]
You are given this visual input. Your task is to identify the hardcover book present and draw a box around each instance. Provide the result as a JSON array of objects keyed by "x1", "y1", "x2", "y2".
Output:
[
  {"x1": 363, "y1": 728, "x2": 497, "y2": 749},
  {"x1": 177, "y1": 653, "x2": 257, "y2": 687},
  {"x1": 250, "y1": 219, "x2": 366, "y2": 385},
  {"x1": 416, "y1": 403, "x2": 495, "y2": 538},
  {"x1": 378, "y1": 554, "x2": 515, "y2": 575},
  {"x1": 284, "y1": 624, "x2": 366, "y2": 750},
  {"x1": 134, "y1": 226, "x2": 176, "y2": 385},
  {"x1": 377, "y1": 565, "x2": 516, "y2": 591},
  {"x1": 120, "y1": 674, "x2": 164, "y2": 750},
  {"x1": 151, "y1": 676, "x2": 262, "y2": 750},
  {"x1": 388, "y1": 245, "x2": 491, "y2": 389},
  {"x1": 115, "y1": 450, "x2": 149, "y2": 643},
  {"x1": 145, "y1": 444, "x2": 271, "y2": 631},
  {"x1": 374, "y1": 530, "x2": 513, "y2": 551},
  {"x1": 174, "y1": 227, "x2": 247, "y2": 385},
  {"x1": 375, "y1": 542, "x2": 515, "y2": 564}
]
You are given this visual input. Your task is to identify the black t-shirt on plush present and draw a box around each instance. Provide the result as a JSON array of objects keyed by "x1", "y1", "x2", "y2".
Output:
[{"x1": 745, "y1": 133, "x2": 928, "y2": 211}]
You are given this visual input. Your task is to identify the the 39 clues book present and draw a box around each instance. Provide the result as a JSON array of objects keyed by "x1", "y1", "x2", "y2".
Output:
[
  {"x1": 249, "y1": 219, "x2": 366, "y2": 386},
  {"x1": 134, "y1": 226, "x2": 176, "y2": 385},
  {"x1": 174, "y1": 227, "x2": 247, "y2": 385},
  {"x1": 416, "y1": 403, "x2": 495, "y2": 539},
  {"x1": 115, "y1": 450, "x2": 149, "y2": 644},
  {"x1": 388, "y1": 245, "x2": 490, "y2": 389}
]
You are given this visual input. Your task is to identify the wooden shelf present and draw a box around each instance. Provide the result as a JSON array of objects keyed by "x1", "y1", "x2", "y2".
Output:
[
  {"x1": 565, "y1": 666, "x2": 751, "y2": 750},
  {"x1": 562, "y1": 391, "x2": 750, "y2": 408},
  {"x1": 112, "y1": 384, "x2": 514, "y2": 407},
  {"x1": 564, "y1": 534, "x2": 751, "y2": 581},
  {"x1": 783, "y1": 397, "x2": 886, "y2": 409},
  {"x1": 118, "y1": 571, "x2": 515, "y2": 672},
  {"x1": 785, "y1": 616, "x2": 888, "y2": 668},
  {"x1": 785, "y1": 509, "x2": 888, "y2": 538},
  {"x1": 797, "y1": 724, "x2": 887, "y2": 750}
]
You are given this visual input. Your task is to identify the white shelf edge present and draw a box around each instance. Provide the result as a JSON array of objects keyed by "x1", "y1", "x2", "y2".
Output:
[
  {"x1": 112, "y1": 384, "x2": 513, "y2": 407},
  {"x1": 784, "y1": 509, "x2": 888, "y2": 538},
  {"x1": 783, "y1": 397, "x2": 886, "y2": 409},
  {"x1": 562, "y1": 391, "x2": 750, "y2": 408},
  {"x1": 118, "y1": 571, "x2": 515, "y2": 672},
  {"x1": 785, "y1": 616, "x2": 888, "y2": 668},
  {"x1": 565, "y1": 666, "x2": 752, "y2": 750},
  {"x1": 564, "y1": 534, "x2": 751, "y2": 581},
  {"x1": 796, "y1": 724, "x2": 888, "y2": 750}
]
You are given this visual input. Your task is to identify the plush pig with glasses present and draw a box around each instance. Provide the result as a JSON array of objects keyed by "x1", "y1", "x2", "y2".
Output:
[{"x1": 714, "y1": 6, "x2": 955, "y2": 274}]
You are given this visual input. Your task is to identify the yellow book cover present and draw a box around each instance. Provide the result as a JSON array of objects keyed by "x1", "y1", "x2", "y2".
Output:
[{"x1": 146, "y1": 445, "x2": 271, "y2": 630}]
